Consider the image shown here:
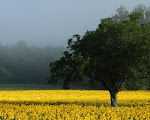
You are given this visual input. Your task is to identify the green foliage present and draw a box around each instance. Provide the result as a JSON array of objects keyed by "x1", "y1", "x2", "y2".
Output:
[
  {"x1": 49, "y1": 12, "x2": 150, "y2": 91},
  {"x1": 0, "y1": 41, "x2": 65, "y2": 84},
  {"x1": 0, "y1": 67, "x2": 15, "y2": 83}
]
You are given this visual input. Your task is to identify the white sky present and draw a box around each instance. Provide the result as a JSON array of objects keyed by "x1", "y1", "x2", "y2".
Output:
[{"x1": 0, "y1": 0, "x2": 150, "y2": 47}]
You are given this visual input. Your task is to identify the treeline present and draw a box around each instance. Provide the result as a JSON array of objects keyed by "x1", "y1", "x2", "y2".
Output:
[{"x1": 0, "y1": 41, "x2": 65, "y2": 84}]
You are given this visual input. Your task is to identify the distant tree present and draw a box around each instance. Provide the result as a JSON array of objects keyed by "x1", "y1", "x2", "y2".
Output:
[
  {"x1": 49, "y1": 13, "x2": 150, "y2": 107},
  {"x1": 15, "y1": 40, "x2": 28, "y2": 49},
  {"x1": 132, "y1": 4, "x2": 150, "y2": 25},
  {"x1": 112, "y1": 5, "x2": 129, "y2": 22},
  {"x1": 112, "y1": 4, "x2": 150, "y2": 26},
  {"x1": 124, "y1": 77, "x2": 149, "y2": 90},
  {"x1": 0, "y1": 67, "x2": 14, "y2": 83}
]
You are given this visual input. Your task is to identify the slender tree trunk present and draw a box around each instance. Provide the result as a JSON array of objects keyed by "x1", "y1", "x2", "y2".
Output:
[{"x1": 109, "y1": 90, "x2": 118, "y2": 107}]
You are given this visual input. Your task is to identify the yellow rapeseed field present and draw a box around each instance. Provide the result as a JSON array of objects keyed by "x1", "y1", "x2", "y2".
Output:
[{"x1": 0, "y1": 90, "x2": 149, "y2": 120}]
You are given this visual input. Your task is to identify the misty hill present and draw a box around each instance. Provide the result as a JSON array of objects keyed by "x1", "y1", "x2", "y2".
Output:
[{"x1": 0, "y1": 41, "x2": 65, "y2": 84}]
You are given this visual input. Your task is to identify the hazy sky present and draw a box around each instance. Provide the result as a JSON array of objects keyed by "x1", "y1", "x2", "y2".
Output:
[{"x1": 1, "y1": 0, "x2": 150, "y2": 47}]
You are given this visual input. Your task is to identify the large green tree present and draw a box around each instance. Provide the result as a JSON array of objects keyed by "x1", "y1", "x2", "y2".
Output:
[{"x1": 49, "y1": 13, "x2": 150, "y2": 107}]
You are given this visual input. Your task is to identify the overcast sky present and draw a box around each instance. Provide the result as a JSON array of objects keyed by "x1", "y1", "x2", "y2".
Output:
[{"x1": 1, "y1": 0, "x2": 150, "y2": 47}]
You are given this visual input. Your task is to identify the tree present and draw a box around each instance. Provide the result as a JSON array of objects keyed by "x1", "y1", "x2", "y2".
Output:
[
  {"x1": 49, "y1": 13, "x2": 150, "y2": 107},
  {"x1": 0, "y1": 67, "x2": 15, "y2": 83},
  {"x1": 112, "y1": 5, "x2": 129, "y2": 22},
  {"x1": 112, "y1": 4, "x2": 150, "y2": 26}
]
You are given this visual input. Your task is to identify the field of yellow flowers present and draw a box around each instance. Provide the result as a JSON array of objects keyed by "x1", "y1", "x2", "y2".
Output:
[{"x1": 0, "y1": 90, "x2": 149, "y2": 120}]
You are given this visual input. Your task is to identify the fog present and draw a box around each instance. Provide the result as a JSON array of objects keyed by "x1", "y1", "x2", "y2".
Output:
[{"x1": 1, "y1": 0, "x2": 150, "y2": 47}]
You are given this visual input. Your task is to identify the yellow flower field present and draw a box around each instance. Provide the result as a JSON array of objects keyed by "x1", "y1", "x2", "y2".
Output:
[{"x1": 0, "y1": 90, "x2": 149, "y2": 120}]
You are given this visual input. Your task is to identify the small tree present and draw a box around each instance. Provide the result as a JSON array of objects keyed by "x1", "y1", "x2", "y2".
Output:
[{"x1": 49, "y1": 13, "x2": 150, "y2": 107}]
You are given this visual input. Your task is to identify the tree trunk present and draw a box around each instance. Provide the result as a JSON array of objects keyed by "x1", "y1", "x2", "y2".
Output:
[{"x1": 109, "y1": 90, "x2": 118, "y2": 107}]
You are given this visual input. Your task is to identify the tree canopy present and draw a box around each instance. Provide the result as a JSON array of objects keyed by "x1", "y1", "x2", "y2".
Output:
[{"x1": 49, "y1": 12, "x2": 150, "y2": 107}]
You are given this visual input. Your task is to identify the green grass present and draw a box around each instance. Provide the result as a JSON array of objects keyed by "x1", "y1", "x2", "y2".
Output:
[
  {"x1": 0, "y1": 84, "x2": 84, "y2": 90},
  {"x1": 0, "y1": 84, "x2": 62, "y2": 90}
]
